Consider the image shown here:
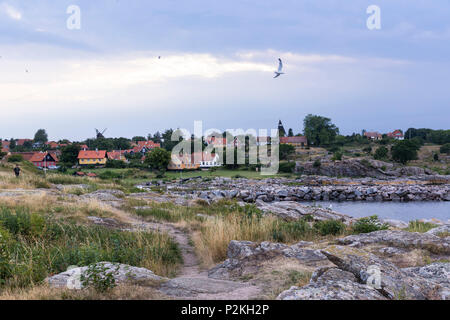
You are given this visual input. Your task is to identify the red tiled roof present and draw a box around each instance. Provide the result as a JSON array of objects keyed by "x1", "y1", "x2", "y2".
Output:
[
  {"x1": 16, "y1": 139, "x2": 32, "y2": 146},
  {"x1": 387, "y1": 130, "x2": 403, "y2": 138},
  {"x1": 10, "y1": 152, "x2": 35, "y2": 161},
  {"x1": 78, "y1": 150, "x2": 107, "y2": 159},
  {"x1": 107, "y1": 151, "x2": 126, "y2": 161},
  {"x1": 30, "y1": 152, "x2": 59, "y2": 162},
  {"x1": 80, "y1": 144, "x2": 89, "y2": 150},
  {"x1": 364, "y1": 132, "x2": 382, "y2": 138}
]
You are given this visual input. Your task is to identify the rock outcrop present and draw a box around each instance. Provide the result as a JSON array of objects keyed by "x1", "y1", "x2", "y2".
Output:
[
  {"x1": 46, "y1": 262, "x2": 165, "y2": 289},
  {"x1": 336, "y1": 230, "x2": 450, "y2": 254},
  {"x1": 208, "y1": 240, "x2": 328, "y2": 280}
]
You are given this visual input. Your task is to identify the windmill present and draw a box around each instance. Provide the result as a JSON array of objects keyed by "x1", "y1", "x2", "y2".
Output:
[{"x1": 95, "y1": 128, "x2": 107, "y2": 139}]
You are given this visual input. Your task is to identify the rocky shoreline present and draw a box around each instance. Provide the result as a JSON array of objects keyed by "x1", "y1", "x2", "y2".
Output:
[{"x1": 137, "y1": 175, "x2": 450, "y2": 203}]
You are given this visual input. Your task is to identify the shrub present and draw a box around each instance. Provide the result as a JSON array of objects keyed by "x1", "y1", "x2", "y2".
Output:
[
  {"x1": 440, "y1": 143, "x2": 450, "y2": 155},
  {"x1": 7, "y1": 154, "x2": 23, "y2": 162},
  {"x1": 80, "y1": 263, "x2": 120, "y2": 293},
  {"x1": 363, "y1": 146, "x2": 372, "y2": 154},
  {"x1": 331, "y1": 151, "x2": 343, "y2": 161},
  {"x1": 314, "y1": 220, "x2": 346, "y2": 236},
  {"x1": 351, "y1": 215, "x2": 389, "y2": 234},
  {"x1": 313, "y1": 159, "x2": 321, "y2": 168},
  {"x1": 279, "y1": 162, "x2": 295, "y2": 173},
  {"x1": 374, "y1": 146, "x2": 389, "y2": 160}
]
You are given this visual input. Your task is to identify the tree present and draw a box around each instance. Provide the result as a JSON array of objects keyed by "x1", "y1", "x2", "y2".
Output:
[
  {"x1": 144, "y1": 148, "x2": 171, "y2": 176},
  {"x1": 278, "y1": 120, "x2": 286, "y2": 138},
  {"x1": 279, "y1": 144, "x2": 295, "y2": 160},
  {"x1": 303, "y1": 114, "x2": 339, "y2": 146},
  {"x1": 60, "y1": 144, "x2": 81, "y2": 166},
  {"x1": 374, "y1": 146, "x2": 389, "y2": 160},
  {"x1": 9, "y1": 139, "x2": 16, "y2": 151},
  {"x1": 391, "y1": 140, "x2": 419, "y2": 164},
  {"x1": 152, "y1": 131, "x2": 162, "y2": 144},
  {"x1": 440, "y1": 143, "x2": 450, "y2": 155},
  {"x1": 132, "y1": 136, "x2": 146, "y2": 143},
  {"x1": 288, "y1": 128, "x2": 294, "y2": 137},
  {"x1": 34, "y1": 129, "x2": 48, "y2": 144}
]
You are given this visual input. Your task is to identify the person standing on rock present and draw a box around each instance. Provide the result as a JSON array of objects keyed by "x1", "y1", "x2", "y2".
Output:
[{"x1": 13, "y1": 164, "x2": 20, "y2": 178}]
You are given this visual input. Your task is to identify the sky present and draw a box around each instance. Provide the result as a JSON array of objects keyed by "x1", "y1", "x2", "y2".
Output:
[{"x1": 0, "y1": 0, "x2": 449, "y2": 141}]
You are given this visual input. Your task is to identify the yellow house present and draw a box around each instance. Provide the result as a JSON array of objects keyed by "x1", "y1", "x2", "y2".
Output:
[
  {"x1": 78, "y1": 150, "x2": 107, "y2": 165},
  {"x1": 167, "y1": 153, "x2": 200, "y2": 170}
]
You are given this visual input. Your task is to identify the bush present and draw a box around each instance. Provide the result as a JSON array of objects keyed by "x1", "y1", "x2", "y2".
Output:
[
  {"x1": 7, "y1": 154, "x2": 23, "y2": 162},
  {"x1": 313, "y1": 159, "x2": 321, "y2": 168},
  {"x1": 440, "y1": 143, "x2": 450, "y2": 155},
  {"x1": 351, "y1": 215, "x2": 389, "y2": 234},
  {"x1": 279, "y1": 161, "x2": 295, "y2": 173},
  {"x1": 105, "y1": 160, "x2": 127, "y2": 169},
  {"x1": 331, "y1": 151, "x2": 343, "y2": 161},
  {"x1": 80, "y1": 263, "x2": 120, "y2": 293},
  {"x1": 374, "y1": 146, "x2": 389, "y2": 160},
  {"x1": 362, "y1": 146, "x2": 372, "y2": 154},
  {"x1": 391, "y1": 140, "x2": 419, "y2": 164},
  {"x1": 314, "y1": 220, "x2": 346, "y2": 236}
]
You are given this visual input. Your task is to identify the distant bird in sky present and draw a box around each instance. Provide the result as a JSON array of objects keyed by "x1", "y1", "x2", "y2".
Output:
[{"x1": 273, "y1": 58, "x2": 284, "y2": 78}]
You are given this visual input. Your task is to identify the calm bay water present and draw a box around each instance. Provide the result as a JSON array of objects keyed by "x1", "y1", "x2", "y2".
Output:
[{"x1": 305, "y1": 201, "x2": 450, "y2": 222}]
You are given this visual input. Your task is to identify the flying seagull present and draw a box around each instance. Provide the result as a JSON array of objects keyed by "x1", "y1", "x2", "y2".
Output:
[{"x1": 273, "y1": 58, "x2": 284, "y2": 78}]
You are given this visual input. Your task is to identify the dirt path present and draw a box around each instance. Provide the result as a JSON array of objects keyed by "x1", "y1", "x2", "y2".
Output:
[{"x1": 123, "y1": 213, "x2": 261, "y2": 300}]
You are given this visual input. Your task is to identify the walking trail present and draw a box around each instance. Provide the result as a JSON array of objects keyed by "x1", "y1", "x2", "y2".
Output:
[{"x1": 125, "y1": 213, "x2": 262, "y2": 300}]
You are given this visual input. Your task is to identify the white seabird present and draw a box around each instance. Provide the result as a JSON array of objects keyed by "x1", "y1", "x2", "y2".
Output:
[{"x1": 273, "y1": 58, "x2": 284, "y2": 78}]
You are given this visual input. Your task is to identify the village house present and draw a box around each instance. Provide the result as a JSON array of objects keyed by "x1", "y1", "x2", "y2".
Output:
[
  {"x1": 1, "y1": 141, "x2": 10, "y2": 153},
  {"x1": 123, "y1": 140, "x2": 160, "y2": 155},
  {"x1": 387, "y1": 129, "x2": 404, "y2": 140},
  {"x1": 194, "y1": 152, "x2": 221, "y2": 169},
  {"x1": 167, "y1": 153, "x2": 200, "y2": 170},
  {"x1": 107, "y1": 150, "x2": 127, "y2": 162},
  {"x1": 77, "y1": 150, "x2": 107, "y2": 166},
  {"x1": 280, "y1": 136, "x2": 308, "y2": 148},
  {"x1": 30, "y1": 152, "x2": 59, "y2": 168},
  {"x1": 364, "y1": 131, "x2": 382, "y2": 140}
]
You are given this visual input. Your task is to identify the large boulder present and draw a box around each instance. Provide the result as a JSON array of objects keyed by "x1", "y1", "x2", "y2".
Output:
[
  {"x1": 277, "y1": 267, "x2": 386, "y2": 300},
  {"x1": 208, "y1": 240, "x2": 328, "y2": 280},
  {"x1": 46, "y1": 262, "x2": 164, "y2": 289}
]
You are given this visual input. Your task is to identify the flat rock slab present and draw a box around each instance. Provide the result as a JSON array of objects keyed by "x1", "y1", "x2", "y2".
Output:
[
  {"x1": 159, "y1": 277, "x2": 252, "y2": 297},
  {"x1": 337, "y1": 230, "x2": 450, "y2": 254}
]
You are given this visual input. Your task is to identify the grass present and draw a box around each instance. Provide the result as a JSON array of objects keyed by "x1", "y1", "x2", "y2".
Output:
[
  {"x1": 125, "y1": 199, "x2": 352, "y2": 267},
  {"x1": 406, "y1": 220, "x2": 438, "y2": 233},
  {"x1": 0, "y1": 283, "x2": 169, "y2": 300},
  {"x1": 0, "y1": 203, "x2": 182, "y2": 291}
]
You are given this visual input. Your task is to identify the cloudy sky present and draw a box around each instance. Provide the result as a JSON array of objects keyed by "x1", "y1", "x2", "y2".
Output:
[{"x1": 0, "y1": 0, "x2": 449, "y2": 141}]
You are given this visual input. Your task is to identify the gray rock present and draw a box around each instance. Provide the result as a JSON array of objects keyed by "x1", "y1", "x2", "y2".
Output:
[
  {"x1": 426, "y1": 225, "x2": 450, "y2": 237},
  {"x1": 337, "y1": 230, "x2": 450, "y2": 254},
  {"x1": 46, "y1": 262, "x2": 164, "y2": 289},
  {"x1": 320, "y1": 245, "x2": 427, "y2": 299}
]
